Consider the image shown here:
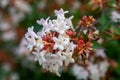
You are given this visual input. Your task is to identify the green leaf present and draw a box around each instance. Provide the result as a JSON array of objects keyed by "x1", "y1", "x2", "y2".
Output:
[
  {"x1": 92, "y1": 41, "x2": 102, "y2": 49},
  {"x1": 100, "y1": 12, "x2": 110, "y2": 31},
  {"x1": 108, "y1": 0, "x2": 116, "y2": 6},
  {"x1": 117, "y1": 28, "x2": 120, "y2": 35}
]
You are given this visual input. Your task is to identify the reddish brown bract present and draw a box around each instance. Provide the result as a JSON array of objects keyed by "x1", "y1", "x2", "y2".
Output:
[{"x1": 78, "y1": 16, "x2": 95, "y2": 28}]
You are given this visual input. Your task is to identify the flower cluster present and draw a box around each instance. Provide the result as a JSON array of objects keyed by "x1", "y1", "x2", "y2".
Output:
[
  {"x1": 25, "y1": 9, "x2": 76, "y2": 76},
  {"x1": 78, "y1": 16, "x2": 95, "y2": 27},
  {"x1": 72, "y1": 49, "x2": 109, "y2": 80},
  {"x1": 24, "y1": 8, "x2": 106, "y2": 77}
]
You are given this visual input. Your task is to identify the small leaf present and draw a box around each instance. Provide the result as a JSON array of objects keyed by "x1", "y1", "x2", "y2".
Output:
[
  {"x1": 92, "y1": 41, "x2": 102, "y2": 49},
  {"x1": 100, "y1": 11, "x2": 110, "y2": 31}
]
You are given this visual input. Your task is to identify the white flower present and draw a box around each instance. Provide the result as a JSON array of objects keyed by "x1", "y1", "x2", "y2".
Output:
[
  {"x1": 72, "y1": 64, "x2": 89, "y2": 80},
  {"x1": 62, "y1": 51, "x2": 75, "y2": 66},
  {"x1": 37, "y1": 17, "x2": 54, "y2": 33},
  {"x1": 88, "y1": 63, "x2": 100, "y2": 80},
  {"x1": 65, "y1": 16, "x2": 74, "y2": 30},
  {"x1": 42, "y1": 61, "x2": 60, "y2": 76},
  {"x1": 37, "y1": 17, "x2": 49, "y2": 27},
  {"x1": 83, "y1": 29, "x2": 88, "y2": 34},
  {"x1": 54, "y1": 8, "x2": 68, "y2": 20},
  {"x1": 42, "y1": 52, "x2": 65, "y2": 76},
  {"x1": 52, "y1": 19, "x2": 70, "y2": 34},
  {"x1": 25, "y1": 26, "x2": 38, "y2": 51},
  {"x1": 111, "y1": 11, "x2": 120, "y2": 22},
  {"x1": 25, "y1": 26, "x2": 38, "y2": 39},
  {"x1": 37, "y1": 8, "x2": 73, "y2": 34},
  {"x1": 99, "y1": 61, "x2": 109, "y2": 77},
  {"x1": 65, "y1": 42, "x2": 76, "y2": 52},
  {"x1": 53, "y1": 34, "x2": 70, "y2": 50},
  {"x1": 26, "y1": 38, "x2": 36, "y2": 51},
  {"x1": 32, "y1": 49, "x2": 46, "y2": 65},
  {"x1": 94, "y1": 49, "x2": 106, "y2": 58},
  {"x1": 37, "y1": 32, "x2": 43, "y2": 37},
  {"x1": 52, "y1": 9, "x2": 73, "y2": 34}
]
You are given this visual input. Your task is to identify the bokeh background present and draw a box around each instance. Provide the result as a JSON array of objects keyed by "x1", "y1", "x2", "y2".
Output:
[{"x1": 0, "y1": 0, "x2": 120, "y2": 80}]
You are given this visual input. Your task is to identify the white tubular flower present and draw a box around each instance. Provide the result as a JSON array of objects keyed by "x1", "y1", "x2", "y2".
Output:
[
  {"x1": 37, "y1": 17, "x2": 49, "y2": 28},
  {"x1": 65, "y1": 42, "x2": 76, "y2": 52},
  {"x1": 52, "y1": 19, "x2": 70, "y2": 34},
  {"x1": 37, "y1": 8, "x2": 73, "y2": 34},
  {"x1": 53, "y1": 9, "x2": 73, "y2": 34},
  {"x1": 26, "y1": 38, "x2": 36, "y2": 51},
  {"x1": 72, "y1": 64, "x2": 89, "y2": 80},
  {"x1": 55, "y1": 8, "x2": 68, "y2": 20},
  {"x1": 32, "y1": 48, "x2": 46, "y2": 65},
  {"x1": 25, "y1": 26, "x2": 38, "y2": 39},
  {"x1": 42, "y1": 52, "x2": 66, "y2": 76},
  {"x1": 42, "y1": 61, "x2": 60, "y2": 76},
  {"x1": 62, "y1": 51, "x2": 75, "y2": 66},
  {"x1": 65, "y1": 16, "x2": 74, "y2": 30},
  {"x1": 53, "y1": 34, "x2": 70, "y2": 50},
  {"x1": 37, "y1": 17, "x2": 54, "y2": 33},
  {"x1": 25, "y1": 26, "x2": 38, "y2": 51}
]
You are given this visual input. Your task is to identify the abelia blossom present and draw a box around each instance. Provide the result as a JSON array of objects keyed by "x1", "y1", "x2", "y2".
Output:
[
  {"x1": 42, "y1": 52, "x2": 66, "y2": 76},
  {"x1": 37, "y1": 17, "x2": 54, "y2": 33},
  {"x1": 62, "y1": 51, "x2": 75, "y2": 66},
  {"x1": 54, "y1": 8, "x2": 68, "y2": 20},
  {"x1": 25, "y1": 8, "x2": 76, "y2": 76},
  {"x1": 24, "y1": 8, "x2": 101, "y2": 77},
  {"x1": 25, "y1": 26, "x2": 38, "y2": 51},
  {"x1": 53, "y1": 34, "x2": 70, "y2": 50}
]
